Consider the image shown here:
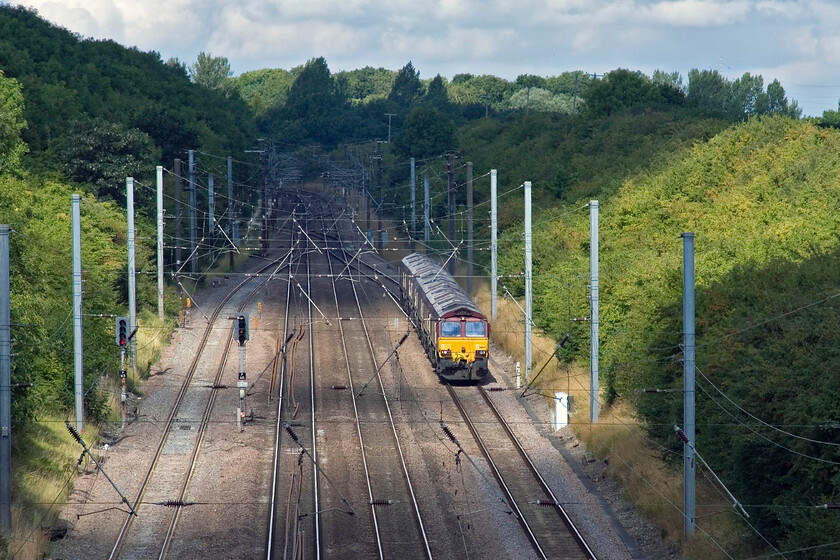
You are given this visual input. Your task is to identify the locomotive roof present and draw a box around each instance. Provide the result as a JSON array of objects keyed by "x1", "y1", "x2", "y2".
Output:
[{"x1": 401, "y1": 253, "x2": 484, "y2": 320}]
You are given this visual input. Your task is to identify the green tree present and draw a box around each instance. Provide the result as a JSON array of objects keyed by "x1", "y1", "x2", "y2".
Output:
[
  {"x1": 584, "y1": 69, "x2": 673, "y2": 117},
  {"x1": 337, "y1": 66, "x2": 396, "y2": 103},
  {"x1": 394, "y1": 105, "x2": 455, "y2": 158},
  {"x1": 188, "y1": 51, "x2": 232, "y2": 89},
  {"x1": 515, "y1": 74, "x2": 547, "y2": 89},
  {"x1": 388, "y1": 61, "x2": 422, "y2": 112},
  {"x1": 0, "y1": 70, "x2": 26, "y2": 173},
  {"x1": 231, "y1": 68, "x2": 296, "y2": 115},
  {"x1": 58, "y1": 118, "x2": 158, "y2": 206},
  {"x1": 425, "y1": 74, "x2": 449, "y2": 110},
  {"x1": 133, "y1": 104, "x2": 199, "y2": 166},
  {"x1": 509, "y1": 87, "x2": 574, "y2": 113},
  {"x1": 272, "y1": 57, "x2": 347, "y2": 145}
]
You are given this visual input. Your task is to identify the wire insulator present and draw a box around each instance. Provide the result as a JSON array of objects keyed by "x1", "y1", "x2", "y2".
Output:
[
  {"x1": 535, "y1": 500, "x2": 560, "y2": 506},
  {"x1": 370, "y1": 499, "x2": 394, "y2": 506},
  {"x1": 65, "y1": 422, "x2": 82, "y2": 444},
  {"x1": 441, "y1": 422, "x2": 458, "y2": 445},
  {"x1": 162, "y1": 500, "x2": 186, "y2": 507},
  {"x1": 285, "y1": 426, "x2": 301, "y2": 445},
  {"x1": 488, "y1": 387, "x2": 505, "y2": 392},
  {"x1": 674, "y1": 425, "x2": 689, "y2": 443}
]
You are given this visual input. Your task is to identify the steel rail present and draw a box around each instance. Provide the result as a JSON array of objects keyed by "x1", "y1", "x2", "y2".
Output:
[
  {"x1": 478, "y1": 387, "x2": 596, "y2": 559},
  {"x1": 330, "y1": 212, "x2": 433, "y2": 559},
  {"x1": 446, "y1": 384, "x2": 545, "y2": 557},
  {"x1": 323, "y1": 219, "x2": 384, "y2": 558},
  {"x1": 265, "y1": 253, "x2": 294, "y2": 559},
  {"x1": 109, "y1": 247, "x2": 296, "y2": 559},
  {"x1": 266, "y1": 194, "x2": 311, "y2": 560}
]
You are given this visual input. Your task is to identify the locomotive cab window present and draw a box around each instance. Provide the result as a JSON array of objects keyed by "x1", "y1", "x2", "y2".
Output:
[
  {"x1": 441, "y1": 321, "x2": 461, "y2": 337},
  {"x1": 465, "y1": 322, "x2": 486, "y2": 337}
]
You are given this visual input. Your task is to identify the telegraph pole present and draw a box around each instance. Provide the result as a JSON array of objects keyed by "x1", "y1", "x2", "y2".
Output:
[
  {"x1": 466, "y1": 162, "x2": 473, "y2": 294},
  {"x1": 447, "y1": 153, "x2": 455, "y2": 275},
  {"x1": 71, "y1": 196, "x2": 84, "y2": 432},
  {"x1": 0, "y1": 224, "x2": 10, "y2": 534},
  {"x1": 384, "y1": 113, "x2": 396, "y2": 143}
]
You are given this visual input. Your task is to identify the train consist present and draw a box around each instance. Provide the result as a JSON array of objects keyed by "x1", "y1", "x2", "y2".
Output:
[{"x1": 399, "y1": 253, "x2": 490, "y2": 381}]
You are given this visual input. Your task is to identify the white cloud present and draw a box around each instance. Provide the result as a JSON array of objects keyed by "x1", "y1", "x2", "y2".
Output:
[
  {"x1": 644, "y1": 0, "x2": 752, "y2": 27},
  {"x1": 11, "y1": 0, "x2": 840, "y2": 116}
]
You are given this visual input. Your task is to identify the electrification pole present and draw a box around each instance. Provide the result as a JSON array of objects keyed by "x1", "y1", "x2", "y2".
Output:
[
  {"x1": 683, "y1": 232, "x2": 696, "y2": 536},
  {"x1": 174, "y1": 158, "x2": 183, "y2": 275},
  {"x1": 188, "y1": 150, "x2": 197, "y2": 274},
  {"x1": 127, "y1": 177, "x2": 137, "y2": 374},
  {"x1": 260, "y1": 152, "x2": 267, "y2": 255},
  {"x1": 424, "y1": 173, "x2": 430, "y2": 250},
  {"x1": 491, "y1": 170, "x2": 498, "y2": 321},
  {"x1": 410, "y1": 157, "x2": 416, "y2": 252},
  {"x1": 208, "y1": 173, "x2": 214, "y2": 261},
  {"x1": 0, "y1": 224, "x2": 10, "y2": 534},
  {"x1": 447, "y1": 153, "x2": 455, "y2": 275},
  {"x1": 156, "y1": 166, "x2": 164, "y2": 321},
  {"x1": 524, "y1": 181, "x2": 533, "y2": 382},
  {"x1": 228, "y1": 156, "x2": 234, "y2": 272},
  {"x1": 590, "y1": 200, "x2": 599, "y2": 423},
  {"x1": 466, "y1": 162, "x2": 473, "y2": 294},
  {"x1": 71, "y1": 196, "x2": 84, "y2": 432},
  {"x1": 377, "y1": 142, "x2": 383, "y2": 249}
]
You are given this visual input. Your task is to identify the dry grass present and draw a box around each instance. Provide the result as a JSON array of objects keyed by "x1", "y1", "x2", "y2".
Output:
[
  {"x1": 5, "y1": 420, "x2": 100, "y2": 560},
  {"x1": 474, "y1": 281, "x2": 755, "y2": 560},
  {"x1": 4, "y1": 307, "x2": 175, "y2": 558}
]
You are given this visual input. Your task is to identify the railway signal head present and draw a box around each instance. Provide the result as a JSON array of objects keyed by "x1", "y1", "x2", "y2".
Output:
[
  {"x1": 237, "y1": 314, "x2": 249, "y2": 344},
  {"x1": 115, "y1": 317, "x2": 129, "y2": 347}
]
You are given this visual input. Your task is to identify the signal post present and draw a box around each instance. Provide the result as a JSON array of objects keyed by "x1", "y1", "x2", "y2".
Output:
[
  {"x1": 236, "y1": 313, "x2": 249, "y2": 431},
  {"x1": 115, "y1": 317, "x2": 129, "y2": 428}
]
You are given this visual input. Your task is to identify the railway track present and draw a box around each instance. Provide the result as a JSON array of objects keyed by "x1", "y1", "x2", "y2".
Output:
[
  {"x1": 105, "y1": 188, "x2": 309, "y2": 559},
  {"x1": 267, "y1": 197, "x2": 432, "y2": 559},
  {"x1": 326, "y1": 213, "x2": 431, "y2": 559},
  {"x1": 447, "y1": 385, "x2": 597, "y2": 560},
  {"x1": 51, "y1": 186, "x2": 629, "y2": 560}
]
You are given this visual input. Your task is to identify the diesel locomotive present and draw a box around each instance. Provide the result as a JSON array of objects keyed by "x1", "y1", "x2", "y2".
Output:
[{"x1": 399, "y1": 253, "x2": 490, "y2": 381}]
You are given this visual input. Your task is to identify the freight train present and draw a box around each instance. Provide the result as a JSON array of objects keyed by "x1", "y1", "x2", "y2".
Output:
[{"x1": 399, "y1": 253, "x2": 490, "y2": 381}]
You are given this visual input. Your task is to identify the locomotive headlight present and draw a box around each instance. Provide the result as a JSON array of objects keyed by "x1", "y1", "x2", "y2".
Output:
[
  {"x1": 475, "y1": 349, "x2": 487, "y2": 358},
  {"x1": 440, "y1": 348, "x2": 452, "y2": 358}
]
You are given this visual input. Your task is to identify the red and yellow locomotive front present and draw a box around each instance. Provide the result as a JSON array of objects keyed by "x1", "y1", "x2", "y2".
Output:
[{"x1": 436, "y1": 315, "x2": 489, "y2": 379}]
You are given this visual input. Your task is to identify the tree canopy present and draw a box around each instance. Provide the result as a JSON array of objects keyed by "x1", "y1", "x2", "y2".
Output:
[{"x1": 188, "y1": 51, "x2": 233, "y2": 89}]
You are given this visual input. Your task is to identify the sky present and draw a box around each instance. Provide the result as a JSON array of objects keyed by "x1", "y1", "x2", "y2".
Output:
[{"x1": 8, "y1": 0, "x2": 840, "y2": 116}]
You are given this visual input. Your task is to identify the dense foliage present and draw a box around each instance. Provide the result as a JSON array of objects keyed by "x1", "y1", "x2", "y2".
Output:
[
  {"x1": 0, "y1": 5, "x2": 256, "y2": 208},
  {"x1": 0, "y1": 6, "x2": 255, "y2": 428},
  {"x1": 508, "y1": 116, "x2": 840, "y2": 556}
]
